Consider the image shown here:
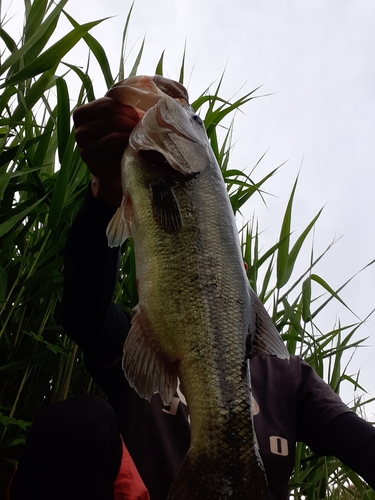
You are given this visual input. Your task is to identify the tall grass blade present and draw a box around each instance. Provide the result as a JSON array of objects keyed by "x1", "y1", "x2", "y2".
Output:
[
  {"x1": 155, "y1": 50, "x2": 165, "y2": 76},
  {"x1": 3, "y1": 19, "x2": 106, "y2": 87},
  {"x1": 64, "y1": 12, "x2": 114, "y2": 89},
  {"x1": 56, "y1": 77, "x2": 70, "y2": 163},
  {"x1": 0, "y1": 0, "x2": 69, "y2": 77},
  {"x1": 179, "y1": 41, "x2": 186, "y2": 84},
  {"x1": 128, "y1": 37, "x2": 146, "y2": 78},
  {"x1": 0, "y1": 195, "x2": 47, "y2": 239}
]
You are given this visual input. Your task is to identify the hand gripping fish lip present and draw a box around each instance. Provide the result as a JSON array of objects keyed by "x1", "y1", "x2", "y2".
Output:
[
  {"x1": 107, "y1": 75, "x2": 206, "y2": 176},
  {"x1": 106, "y1": 75, "x2": 189, "y2": 117}
]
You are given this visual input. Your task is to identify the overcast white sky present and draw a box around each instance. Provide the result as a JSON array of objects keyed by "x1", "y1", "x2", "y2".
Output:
[{"x1": 3, "y1": 0, "x2": 375, "y2": 413}]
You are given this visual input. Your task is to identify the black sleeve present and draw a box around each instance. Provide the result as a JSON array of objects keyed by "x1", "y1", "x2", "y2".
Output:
[
  {"x1": 296, "y1": 360, "x2": 375, "y2": 489},
  {"x1": 62, "y1": 184, "x2": 131, "y2": 407},
  {"x1": 310, "y1": 411, "x2": 375, "y2": 489}
]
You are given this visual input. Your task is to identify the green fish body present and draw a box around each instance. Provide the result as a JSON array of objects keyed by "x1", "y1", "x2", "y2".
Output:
[{"x1": 107, "y1": 76, "x2": 289, "y2": 499}]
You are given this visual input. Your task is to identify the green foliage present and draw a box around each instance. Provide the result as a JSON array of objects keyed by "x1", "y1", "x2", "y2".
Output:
[
  {"x1": 0, "y1": 1, "x2": 374, "y2": 497},
  {"x1": 0, "y1": 0, "x2": 100, "y2": 476}
]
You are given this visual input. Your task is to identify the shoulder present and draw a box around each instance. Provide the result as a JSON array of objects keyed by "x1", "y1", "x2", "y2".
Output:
[
  {"x1": 296, "y1": 358, "x2": 352, "y2": 432},
  {"x1": 251, "y1": 354, "x2": 350, "y2": 421},
  {"x1": 250, "y1": 355, "x2": 304, "y2": 417},
  {"x1": 250, "y1": 354, "x2": 304, "y2": 386}
]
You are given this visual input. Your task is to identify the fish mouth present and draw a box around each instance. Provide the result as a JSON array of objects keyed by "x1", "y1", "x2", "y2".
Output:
[{"x1": 108, "y1": 75, "x2": 209, "y2": 178}]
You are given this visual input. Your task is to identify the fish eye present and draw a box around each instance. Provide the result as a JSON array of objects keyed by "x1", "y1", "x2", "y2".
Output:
[{"x1": 192, "y1": 114, "x2": 203, "y2": 125}]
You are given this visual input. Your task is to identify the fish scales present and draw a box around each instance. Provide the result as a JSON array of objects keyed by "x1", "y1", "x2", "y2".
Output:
[
  {"x1": 106, "y1": 75, "x2": 289, "y2": 499},
  {"x1": 126, "y1": 155, "x2": 266, "y2": 499}
]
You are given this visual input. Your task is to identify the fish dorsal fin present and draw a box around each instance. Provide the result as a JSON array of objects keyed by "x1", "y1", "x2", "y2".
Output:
[
  {"x1": 150, "y1": 181, "x2": 182, "y2": 233},
  {"x1": 122, "y1": 304, "x2": 178, "y2": 405},
  {"x1": 248, "y1": 288, "x2": 289, "y2": 360}
]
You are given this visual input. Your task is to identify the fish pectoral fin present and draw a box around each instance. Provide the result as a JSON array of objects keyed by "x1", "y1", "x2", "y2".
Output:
[
  {"x1": 150, "y1": 181, "x2": 182, "y2": 233},
  {"x1": 248, "y1": 288, "x2": 290, "y2": 360},
  {"x1": 106, "y1": 195, "x2": 131, "y2": 247},
  {"x1": 122, "y1": 304, "x2": 178, "y2": 405}
]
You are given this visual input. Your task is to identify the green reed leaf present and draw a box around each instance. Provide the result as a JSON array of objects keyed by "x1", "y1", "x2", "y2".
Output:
[
  {"x1": 128, "y1": 37, "x2": 146, "y2": 79},
  {"x1": 2, "y1": 19, "x2": 105, "y2": 87},
  {"x1": 0, "y1": 195, "x2": 47, "y2": 238},
  {"x1": 23, "y1": 0, "x2": 59, "y2": 66},
  {"x1": 179, "y1": 41, "x2": 186, "y2": 84},
  {"x1": 56, "y1": 77, "x2": 70, "y2": 163},
  {"x1": 155, "y1": 50, "x2": 165, "y2": 76},
  {"x1": 9, "y1": 68, "x2": 57, "y2": 125},
  {"x1": 0, "y1": 0, "x2": 69, "y2": 77},
  {"x1": 0, "y1": 266, "x2": 7, "y2": 305},
  {"x1": 0, "y1": 27, "x2": 17, "y2": 54},
  {"x1": 64, "y1": 11, "x2": 114, "y2": 89}
]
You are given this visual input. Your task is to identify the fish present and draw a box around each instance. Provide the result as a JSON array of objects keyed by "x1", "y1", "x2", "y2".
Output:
[{"x1": 106, "y1": 75, "x2": 289, "y2": 499}]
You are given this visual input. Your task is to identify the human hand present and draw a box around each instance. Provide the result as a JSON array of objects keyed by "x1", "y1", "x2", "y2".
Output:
[{"x1": 73, "y1": 97, "x2": 140, "y2": 206}]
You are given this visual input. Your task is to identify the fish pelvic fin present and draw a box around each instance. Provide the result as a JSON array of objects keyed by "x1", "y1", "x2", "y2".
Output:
[
  {"x1": 106, "y1": 194, "x2": 131, "y2": 248},
  {"x1": 150, "y1": 181, "x2": 182, "y2": 233},
  {"x1": 122, "y1": 304, "x2": 178, "y2": 405},
  {"x1": 248, "y1": 288, "x2": 289, "y2": 360}
]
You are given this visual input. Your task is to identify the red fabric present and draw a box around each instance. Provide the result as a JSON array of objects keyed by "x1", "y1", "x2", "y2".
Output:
[
  {"x1": 114, "y1": 439, "x2": 150, "y2": 500},
  {"x1": 7, "y1": 440, "x2": 150, "y2": 500},
  {"x1": 6, "y1": 467, "x2": 17, "y2": 500}
]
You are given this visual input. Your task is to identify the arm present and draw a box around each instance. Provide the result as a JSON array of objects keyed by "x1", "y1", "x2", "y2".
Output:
[
  {"x1": 311, "y1": 411, "x2": 375, "y2": 489},
  {"x1": 62, "y1": 185, "x2": 127, "y2": 361},
  {"x1": 62, "y1": 97, "x2": 140, "y2": 407},
  {"x1": 297, "y1": 360, "x2": 375, "y2": 489}
]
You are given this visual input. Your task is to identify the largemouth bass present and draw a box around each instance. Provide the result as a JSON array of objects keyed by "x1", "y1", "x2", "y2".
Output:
[{"x1": 106, "y1": 75, "x2": 289, "y2": 499}]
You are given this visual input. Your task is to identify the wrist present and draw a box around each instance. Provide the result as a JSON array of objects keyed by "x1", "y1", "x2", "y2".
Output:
[{"x1": 91, "y1": 176, "x2": 123, "y2": 207}]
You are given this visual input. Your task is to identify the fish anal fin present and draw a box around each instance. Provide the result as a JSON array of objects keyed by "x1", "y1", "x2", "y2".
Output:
[
  {"x1": 248, "y1": 288, "x2": 289, "y2": 360},
  {"x1": 106, "y1": 194, "x2": 131, "y2": 248},
  {"x1": 149, "y1": 181, "x2": 182, "y2": 233},
  {"x1": 123, "y1": 304, "x2": 178, "y2": 405}
]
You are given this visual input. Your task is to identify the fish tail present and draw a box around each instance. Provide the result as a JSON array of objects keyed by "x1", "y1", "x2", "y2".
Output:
[
  {"x1": 167, "y1": 454, "x2": 270, "y2": 500},
  {"x1": 167, "y1": 456, "x2": 214, "y2": 500}
]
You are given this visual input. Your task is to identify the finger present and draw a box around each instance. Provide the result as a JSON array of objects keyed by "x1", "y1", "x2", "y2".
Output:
[
  {"x1": 73, "y1": 97, "x2": 140, "y2": 128},
  {"x1": 79, "y1": 131, "x2": 129, "y2": 169},
  {"x1": 80, "y1": 148, "x2": 123, "y2": 179},
  {"x1": 87, "y1": 158, "x2": 123, "y2": 179},
  {"x1": 75, "y1": 113, "x2": 135, "y2": 149}
]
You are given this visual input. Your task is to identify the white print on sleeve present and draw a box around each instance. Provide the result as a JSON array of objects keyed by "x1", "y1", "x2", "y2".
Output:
[
  {"x1": 269, "y1": 436, "x2": 289, "y2": 456},
  {"x1": 162, "y1": 380, "x2": 191, "y2": 423},
  {"x1": 252, "y1": 395, "x2": 289, "y2": 457},
  {"x1": 160, "y1": 385, "x2": 289, "y2": 457},
  {"x1": 252, "y1": 395, "x2": 260, "y2": 415},
  {"x1": 162, "y1": 396, "x2": 181, "y2": 416}
]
